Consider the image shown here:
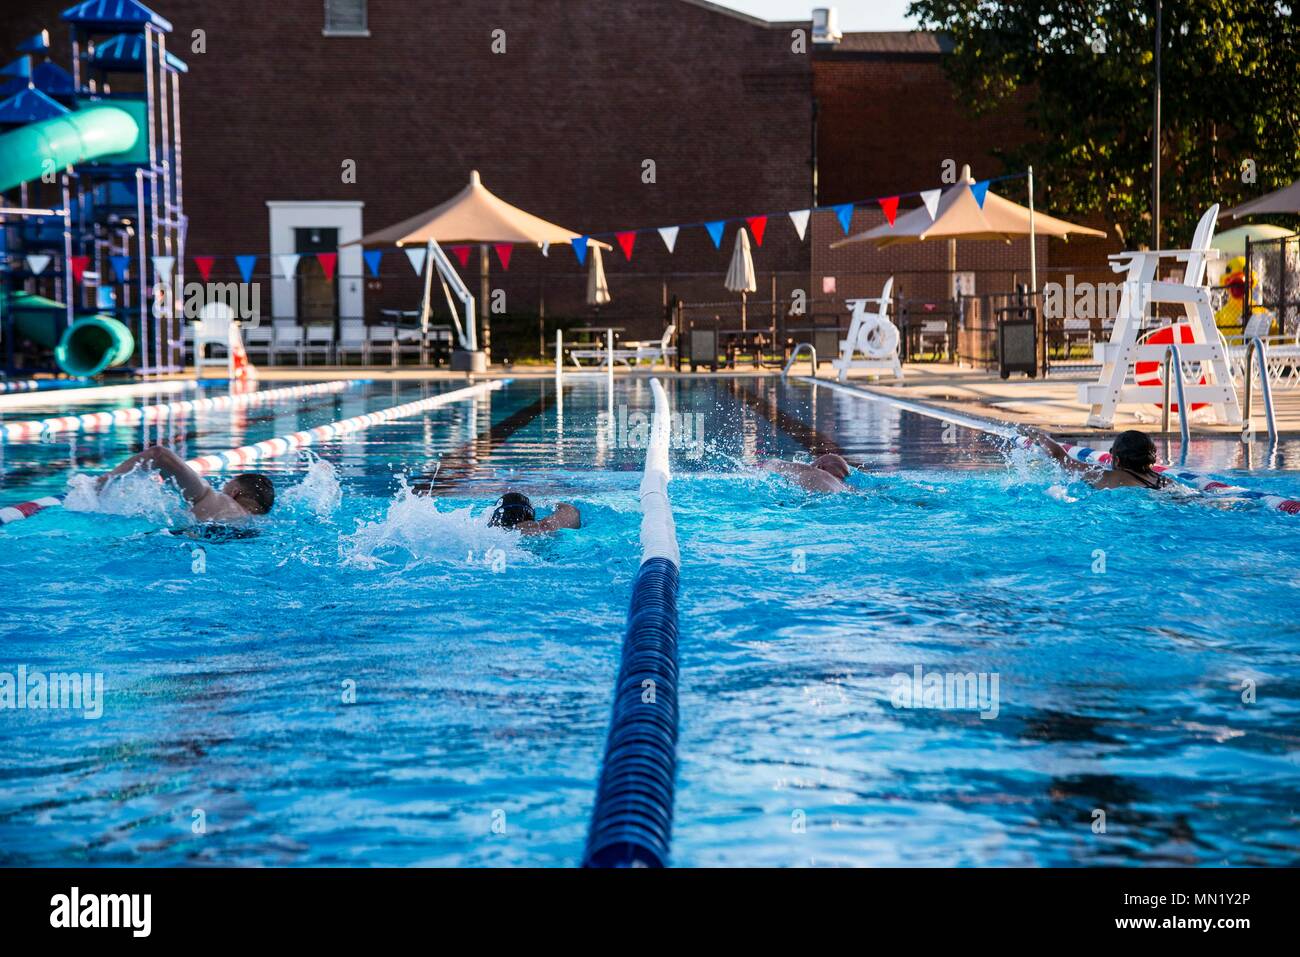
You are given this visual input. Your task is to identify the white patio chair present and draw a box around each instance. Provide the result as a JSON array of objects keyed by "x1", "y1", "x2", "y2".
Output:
[
  {"x1": 194, "y1": 302, "x2": 233, "y2": 374},
  {"x1": 918, "y1": 318, "x2": 951, "y2": 357},
  {"x1": 623, "y1": 324, "x2": 677, "y2": 367},
  {"x1": 335, "y1": 324, "x2": 369, "y2": 366},
  {"x1": 269, "y1": 322, "x2": 303, "y2": 366},
  {"x1": 301, "y1": 323, "x2": 335, "y2": 365},
  {"x1": 242, "y1": 321, "x2": 273, "y2": 364},
  {"x1": 1062, "y1": 317, "x2": 1093, "y2": 356}
]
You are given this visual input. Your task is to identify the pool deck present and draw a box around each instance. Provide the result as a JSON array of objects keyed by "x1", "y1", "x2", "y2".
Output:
[{"x1": 15, "y1": 360, "x2": 1291, "y2": 438}]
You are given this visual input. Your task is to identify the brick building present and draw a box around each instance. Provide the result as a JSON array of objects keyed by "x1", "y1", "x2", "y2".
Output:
[{"x1": 2, "y1": 1, "x2": 1104, "y2": 354}]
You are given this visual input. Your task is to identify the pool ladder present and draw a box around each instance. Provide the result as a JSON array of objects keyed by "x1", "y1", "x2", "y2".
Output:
[
  {"x1": 782, "y1": 343, "x2": 817, "y2": 378},
  {"x1": 1241, "y1": 336, "x2": 1278, "y2": 446}
]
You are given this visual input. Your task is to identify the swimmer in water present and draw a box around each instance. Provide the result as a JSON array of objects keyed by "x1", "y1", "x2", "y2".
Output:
[
  {"x1": 1022, "y1": 427, "x2": 1171, "y2": 490},
  {"x1": 95, "y1": 445, "x2": 275, "y2": 521},
  {"x1": 487, "y1": 491, "x2": 580, "y2": 535},
  {"x1": 760, "y1": 453, "x2": 852, "y2": 493}
]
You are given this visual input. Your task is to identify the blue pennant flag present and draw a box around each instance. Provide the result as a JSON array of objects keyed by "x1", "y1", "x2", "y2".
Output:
[
  {"x1": 235, "y1": 254, "x2": 257, "y2": 284},
  {"x1": 363, "y1": 249, "x2": 383, "y2": 277},
  {"x1": 571, "y1": 237, "x2": 588, "y2": 265},
  {"x1": 108, "y1": 254, "x2": 130, "y2": 282},
  {"x1": 704, "y1": 221, "x2": 726, "y2": 248},
  {"x1": 0, "y1": 56, "x2": 31, "y2": 81},
  {"x1": 970, "y1": 180, "x2": 990, "y2": 208},
  {"x1": 834, "y1": 204, "x2": 854, "y2": 234}
]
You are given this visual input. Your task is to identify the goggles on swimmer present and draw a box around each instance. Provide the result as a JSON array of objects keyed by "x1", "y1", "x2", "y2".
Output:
[{"x1": 488, "y1": 492, "x2": 535, "y2": 528}]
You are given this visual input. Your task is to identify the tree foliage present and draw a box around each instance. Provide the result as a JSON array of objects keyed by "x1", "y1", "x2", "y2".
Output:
[{"x1": 908, "y1": 0, "x2": 1299, "y2": 246}]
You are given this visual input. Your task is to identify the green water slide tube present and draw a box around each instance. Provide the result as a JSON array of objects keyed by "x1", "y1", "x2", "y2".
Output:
[
  {"x1": 0, "y1": 104, "x2": 140, "y2": 193},
  {"x1": 3, "y1": 291, "x2": 135, "y2": 377}
]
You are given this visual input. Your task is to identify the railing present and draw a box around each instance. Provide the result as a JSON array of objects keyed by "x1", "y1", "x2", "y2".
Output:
[
  {"x1": 1242, "y1": 336, "x2": 1278, "y2": 444},
  {"x1": 782, "y1": 342, "x2": 818, "y2": 378},
  {"x1": 1160, "y1": 343, "x2": 1192, "y2": 450}
]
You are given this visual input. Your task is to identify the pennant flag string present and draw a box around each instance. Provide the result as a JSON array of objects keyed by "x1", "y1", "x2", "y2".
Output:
[
  {"x1": 235, "y1": 254, "x2": 257, "y2": 283},
  {"x1": 616, "y1": 231, "x2": 636, "y2": 261},
  {"x1": 920, "y1": 188, "x2": 941, "y2": 221},
  {"x1": 275, "y1": 254, "x2": 299, "y2": 281},
  {"x1": 788, "y1": 209, "x2": 811, "y2": 241},
  {"x1": 450, "y1": 245, "x2": 472, "y2": 269},
  {"x1": 746, "y1": 215, "x2": 768, "y2": 247},
  {"x1": 571, "y1": 237, "x2": 589, "y2": 266},
  {"x1": 316, "y1": 252, "x2": 338, "y2": 281},
  {"x1": 193, "y1": 255, "x2": 215, "y2": 281},
  {"x1": 69, "y1": 255, "x2": 90, "y2": 284},
  {"x1": 704, "y1": 221, "x2": 726, "y2": 249},
  {"x1": 403, "y1": 247, "x2": 426, "y2": 276},
  {"x1": 25, "y1": 254, "x2": 51, "y2": 275},
  {"x1": 658, "y1": 226, "x2": 679, "y2": 254},
  {"x1": 494, "y1": 243, "x2": 513, "y2": 270},
  {"x1": 362, "y1": 250, "x2": 383, "y2": 278},
  {"x1": 108, "y1": 255, "x2": 130, "y2": 282},
  {"x1": 878, "y1": 196, "x2": 899, "y2": 227}
]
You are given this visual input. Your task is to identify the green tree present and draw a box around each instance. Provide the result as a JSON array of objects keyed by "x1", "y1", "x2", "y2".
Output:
[{"x1": 908, "y1": 0, "x2": 1299, "y2": 247}]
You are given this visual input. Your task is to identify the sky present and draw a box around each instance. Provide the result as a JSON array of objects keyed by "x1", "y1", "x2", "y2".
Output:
[{"x1": 711, "y1": 0, "x2": 922, "y2": 30}]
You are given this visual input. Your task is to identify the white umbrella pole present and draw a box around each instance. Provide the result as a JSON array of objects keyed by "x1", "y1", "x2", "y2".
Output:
[{"x1": 1028, "y1": 165, "x2": 1038, "y2": 295}]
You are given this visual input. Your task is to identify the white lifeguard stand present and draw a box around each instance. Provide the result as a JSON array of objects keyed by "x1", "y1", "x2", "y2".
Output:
[
  {"x1": 1078, "y1": 206, "x2": 1241, "y2": 428},
  {"x1": 831, "y1": 277, "x2": 903, "y2": 382},
  {"x1": 194, "y1": 302, "x2": 234, "y2": 377}
]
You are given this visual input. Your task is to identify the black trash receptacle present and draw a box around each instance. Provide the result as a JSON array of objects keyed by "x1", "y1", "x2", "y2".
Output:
[{"x1": 999, "y1": 311, "x2": 1037, "y2": 379}]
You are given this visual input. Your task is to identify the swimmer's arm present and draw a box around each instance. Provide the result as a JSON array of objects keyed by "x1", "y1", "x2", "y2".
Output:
[
  {"x1": 517, "y1": 503, "x2": 581, "y2": 536},
  {"x1": 97, "y1": 445, "x2": 215, "y2": 505},
  {"x1": 1021, "y1": 427, "x2": 1091, "y2": 474}
]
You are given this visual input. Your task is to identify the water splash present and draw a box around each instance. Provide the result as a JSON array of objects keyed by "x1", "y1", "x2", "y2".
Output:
[
  {"x1": 278, "y1": 451, "x2": 342, "y2": 519},
  {"x1": 63, "y1": 467, "x2": 187, "y2": 526},
  {"x1": 341, "y1": 478, "x2": 532, "y2": 570}
]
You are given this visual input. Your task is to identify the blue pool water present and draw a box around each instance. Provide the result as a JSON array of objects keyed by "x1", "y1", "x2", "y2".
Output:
[{"x1": 0, "y1": 377, "x2": 1297, "y2": 866}]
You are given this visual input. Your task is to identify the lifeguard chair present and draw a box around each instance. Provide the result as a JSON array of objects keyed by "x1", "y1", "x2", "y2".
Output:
[
  {"x1": 831, "y1": 277, "x2": 903, "y2": 382},
  {"x1": 1079, "y1": 206, "x2": 1241, "y2": 428}
]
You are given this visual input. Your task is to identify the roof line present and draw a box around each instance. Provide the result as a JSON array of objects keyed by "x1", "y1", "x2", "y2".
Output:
[{"x1": 675, "y1": 0, "x2": 806, "y2": 29}]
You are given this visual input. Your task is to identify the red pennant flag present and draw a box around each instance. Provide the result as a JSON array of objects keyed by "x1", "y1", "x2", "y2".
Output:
[
  {"x1": 69, "y1": 255, "x2": 90, "y2": 284},
  {"x1": 879, "y1": 196, "x2": 900, "y2": 226},
  {"x1": 616, "y1": 231, "x2": 636, "y2": 261},
  {"x1": 316, "y1": 252, "x2": 338, "y2": 281},
  {"x1": 451, "y1": 245, "x2": 472, "y2": 269},
  {"x1": 494, "y1": 244, "x2": 513, "y2": 270},
  {"x1": 193, "y1": 255, "x2": 215, "y2": 281},
  {"x1": 746, "y1": 215, "x2": 768, "y2": 247}
]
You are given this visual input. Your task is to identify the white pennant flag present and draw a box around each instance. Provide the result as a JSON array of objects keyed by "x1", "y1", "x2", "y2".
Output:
[
  {"x1": 788, "y1": 209, "x2": 811, "y2": 241},
  {"x1": 658, "y1": 226, "x2": 680, "y2": 254},
  {"x1": 276, "y1": 254, "x2": 300, "y2": 281},
  {"x1": 404, "y1": 246, "x2": 427, "y2": 275},
  {"x1": 25, "y1": 254, "x2": 51, "y2": 275},
  {"x1": 152, "y1": 255, "x2": 176, "y2": 281},
  {"x1": 920, "y1": 189, "x2": 941, "y2": 221},
  {"x1": 540, "y1": 242, "x2": 550, "y2": 258}
]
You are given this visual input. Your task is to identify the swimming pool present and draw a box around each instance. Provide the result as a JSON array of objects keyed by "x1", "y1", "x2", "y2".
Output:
[{"x1": 1, "y1": 376, "x2": 1297, "y2": 866}]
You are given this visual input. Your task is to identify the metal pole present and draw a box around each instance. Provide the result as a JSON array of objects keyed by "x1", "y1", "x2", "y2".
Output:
[
  {"x1": 1028, "y1": 165, "x2": 1037, "y2": 295},
  {"x1": 479, "y1": 243, "x2": 490, "y2": 362},
  {"x1": 1153, "y1": 0, "x2": 1162, "y2": 249}
]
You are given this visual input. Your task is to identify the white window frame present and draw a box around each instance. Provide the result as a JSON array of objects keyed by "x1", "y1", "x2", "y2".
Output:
[{"x1": 323, "y1": 0, "x2": 369, "y2": 37}]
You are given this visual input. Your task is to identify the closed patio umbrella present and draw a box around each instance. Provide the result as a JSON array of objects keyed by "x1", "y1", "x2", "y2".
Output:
[
  {"x1": 587, "y1": 245, "x2": 611, "y2": 306},
  {"x1": 725, "y1": 226, "x2": 757, "y2": 330}
]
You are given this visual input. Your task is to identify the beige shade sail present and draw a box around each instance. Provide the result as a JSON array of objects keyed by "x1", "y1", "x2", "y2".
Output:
[
  {"x1": 832, "y1": 165, "x2": 1105, "y2": 248},
  {"x1": 1226, "y1": 177, "x2": 1300, "y2": 218},
  {"x1": 347, "y1": 170, "x2": 610, "y2": 249},
  {"x1": 586, "y1": 245, "x2": 611, "y2": 306}
]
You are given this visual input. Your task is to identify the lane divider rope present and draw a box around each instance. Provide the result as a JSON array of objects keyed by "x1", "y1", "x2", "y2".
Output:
[
  {"x1": 0, "y1": 378, "x2": 509, "y2": 527},
  {"x1": 1, "y1": 380, "x2": 365, "y2": 441},
  {"x1": 584, "y1": 378, "x2": 682, "y2": 868},
  {"x1": 801, "y1": 376, "x2": 1300, "y2": 516}
]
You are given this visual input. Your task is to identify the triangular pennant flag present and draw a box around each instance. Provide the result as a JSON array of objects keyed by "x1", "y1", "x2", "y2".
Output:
[
  {"x1": 834, "y1": 204, "x2": 854, "y2": 234},
  {"x1": 788, "y1": 209, "x2": 811, "y2": 241},
  {"x1": 69, "y1": 255, "x2": 90, "y2": 284},
  {"x1": 108, "y1": 254, "x2": 130, "y2": 282},
  {"x1": 316, "y1": 252, "x2": 338, "y2": 281},
  {"x1": 403, "y1": 246, "x2": 426, "y2": 275},
  {"x1": 658, "y1": 226, "x2": 679, "y2": 254},
  {"x1": 494, "y1": 243, "x2": 513, "y2": 270},
  {"x1": 704, "y1": 221, "x2": 726, "y2": 249},
  {"x1": 616, "y1": 231, "x2": 636, "y2": 261},
  {"x1": 540, "y1": 242, "x2": 550, "y2": 258},
  {"x1": 971, "y1": 180, "x2": 990, "y2": 208},
  {"x1": 571, "y1": 237, "x2": 589, "y2": 265},
  {"x1": 878, "y1": 196, "x2": 899, "y2": 226},
  {"x1": 193, "y1": 255, "x2": 215, "y2": 281},
  {"x1": 25, "y1": 253, "x2": 51, "y2": 275},
  {"x1": 152, "y1": 255, "x2": 176, "y2": 282},
  {"x1": 235, "y1": 254, "x2": 257, "y2": 283},
  {"x1": 746, "y1": 215, "x2": 768, "y2": 247},
  {"x1": 276, "y1": 254, "x2": 299, "y2": 281},
  {"x1": 362, "y1": 250, "x2": 382, "y2": 277},
  {"x1": 920, "y1": 188, "x2": 941, "y2": 220},
  {"x1": 450, "y1": 245, "x2": 472, "y2": 269}
]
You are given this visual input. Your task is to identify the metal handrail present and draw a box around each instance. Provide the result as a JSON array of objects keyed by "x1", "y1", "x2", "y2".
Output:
[
  {"x1": 1242, "y1": 336, "x2": 1278, "y2": 444},
  {"x1": 1160, "y1": 343, "x2": 1191, "y2": 449},
  {"x1": 783, "y1": 342, "x2": 817, "y2": 378}
]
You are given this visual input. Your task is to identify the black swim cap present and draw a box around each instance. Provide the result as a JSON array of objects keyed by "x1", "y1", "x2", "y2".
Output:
[
  {"x1": 489, "y1": 492, "x2": 535, "y2": 529},
  {"x1": 1110, "y1": 430, "x2": 1158, "y2": 471}
]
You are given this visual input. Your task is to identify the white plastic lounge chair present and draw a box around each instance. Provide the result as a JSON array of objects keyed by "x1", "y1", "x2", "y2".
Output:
[
  {"x1": 268, "y1": 321, "x2": 304, "y2": 366},
  {"x1": 622, "y1": 324, "x2": 677, "y2": 367},
  {"x1": 193, "y1": 302, "x2": 233, "y2": 373}
]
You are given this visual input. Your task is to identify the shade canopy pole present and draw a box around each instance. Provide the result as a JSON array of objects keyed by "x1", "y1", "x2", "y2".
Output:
[{"x1": 1028, "y1": 165, "x2": 1037, "y2": 295}]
